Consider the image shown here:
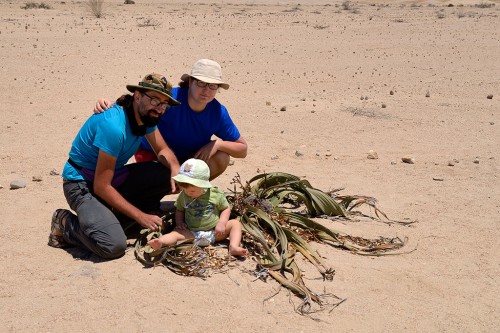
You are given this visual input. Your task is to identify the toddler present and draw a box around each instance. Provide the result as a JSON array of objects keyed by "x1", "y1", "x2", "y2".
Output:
[{"x1": 148, "y1": 158, "x2": 248, "y2": 257}]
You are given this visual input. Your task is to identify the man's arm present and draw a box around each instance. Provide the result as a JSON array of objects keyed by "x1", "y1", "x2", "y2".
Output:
[
  {"x1": 93, "y1": 149, "x2": 163, "y2": 230},
  {"x1": 146, "y1": 129, "x2": 180, "y2": 192}
]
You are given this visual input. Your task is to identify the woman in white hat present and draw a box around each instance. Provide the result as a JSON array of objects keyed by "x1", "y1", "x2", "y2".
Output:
[{"x1": 95, "y1": 59, "x2": 247, "y2": 181}]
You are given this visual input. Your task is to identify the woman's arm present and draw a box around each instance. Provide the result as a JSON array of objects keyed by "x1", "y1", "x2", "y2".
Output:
[
  {"x1": 217, "y1": 136, "x2": 248, "y2": 158},
  {"x1": 195, "y1": 136, "x2": 248, "y2": 161}
]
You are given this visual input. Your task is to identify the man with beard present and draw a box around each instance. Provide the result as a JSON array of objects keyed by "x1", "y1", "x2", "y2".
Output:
[{"x1": 49, "y1": 73, "x2": 181, "y2": 259}]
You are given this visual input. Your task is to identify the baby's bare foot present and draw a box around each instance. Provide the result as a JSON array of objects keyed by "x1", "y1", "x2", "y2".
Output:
[
  {"x1": 148, "y1": 238, "x2": 162, "y2": 250},
  {"x1": 229, "y1": 245, "x2": 249, "y2": 257}
]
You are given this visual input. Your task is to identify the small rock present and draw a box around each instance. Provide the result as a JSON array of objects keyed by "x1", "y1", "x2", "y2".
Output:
[
  {"x1": 473, "y1": 158, "x2": 479, "y2": 164},
  {"x1": 295, "y1": 151, "x2": 304, "y2": 157},
  {"x1": 228, "y1": 160, "x2": 235, "y2": 166},
  {"x1": 447, "y1": 161, "x2": 455, "y2": 166},
  {"x1": 360, "y1": 96, "x2": 364, "y2": 100},
  {"x1": 425, "y1": 91, "x2": 430, "y2": 98},
  {"x1": 381, "y1": 103, "x2": 387, "y2": 108},
  {"x1": 0, "y1": 184, "x2": 3, "y2": 189},
  {"x1": 266, "y1": 101, "x2": 271, "y2": 106},
  {"x1": 402, "y1": 156, "x2": 415, "y2": 164},
  {"x1": 391, "y1": 161, "x2": 397, "y2": 165},
  {"x1": 390, "y1": 90, "x2": 394, "y2": 95},
  {"x1": 310, "y1": 110, "x2": 316, "y2": 113},
  {"x1": 364, "y1": 96, "x2": 368, "y2": 100},
  {"x1": 32, "y1": 175, "x2": 43, "y2": 182},
  {"x1": 367, "y1": 150, "x2": 378, "y2": 159},
  {"x1": 433, "y1": 177, "x2": 444, "y2": 181},
  {"x1": 486, "y1": 94, "x2": 493, "y2": 99},
  {"x1": 271, "y1": 155, "x2": 279, "y2": 160},
  {"x1": 490, "y1": 122, "x2": 494, "y2": 125},
  {"x1": 325, "y1": 152, "x2": 332, "y2": 157},
  {"x1": 50, "y1": 168, "x2": 60, "y2": 176},
  {"x1": 453, "y1": 158, "x2": 460, "y2": 163},
  {"x1": 10, "y1": 179, "x2": 27, "y2": 189},
  {"x1": 280, "y1": 106, "x2": 287, "y2": 111}
]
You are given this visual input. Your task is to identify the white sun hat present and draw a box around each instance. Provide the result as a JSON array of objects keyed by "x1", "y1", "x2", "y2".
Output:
[
  {"x1": 180, "y1": 59, "x2": 230, "y2": 90},
  {"x1": 172, "y1": 158, "x2": 212, "y2": 188}
]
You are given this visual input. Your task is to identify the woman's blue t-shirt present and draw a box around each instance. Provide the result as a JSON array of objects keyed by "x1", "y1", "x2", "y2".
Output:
[{"x1": 139, "y1": 87, "x2": 240, "y2": 162}]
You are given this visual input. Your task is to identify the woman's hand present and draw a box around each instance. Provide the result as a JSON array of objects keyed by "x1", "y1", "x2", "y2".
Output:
[
  {"x1": 170, "y1": 178, "x2": 179, "y2": 194},
  {"x1": 93, "y1": 98, "x2": 112, "y2": 114},
  {"x1": 194, "y1": 140, "x2": 218, "y2": 162}
]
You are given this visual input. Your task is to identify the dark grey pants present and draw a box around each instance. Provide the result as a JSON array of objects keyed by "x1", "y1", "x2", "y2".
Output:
[{"x1": 61, "y1": 161, "x2": 171, "y2": 259}]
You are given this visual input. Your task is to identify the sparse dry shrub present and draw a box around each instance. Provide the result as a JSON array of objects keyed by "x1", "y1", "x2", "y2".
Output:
[
  {"x1": 21, "y1": 2, "x2": 52, "y2": 9},
  {"x1": 341, "y1": 0, "x2": 360, "y2": 13},
  {"x1": 138, "y1": 18, "x2": 161, "y2": 27},
  {"x1": 87, "y1": 0, "x2": 104, "y2": 18},
  {"x1": 474, "y1": 2, "x2": 495, "y2": 8},
  {"x1": 341, "y1": 1, "x2": 353, "y2": 10}
]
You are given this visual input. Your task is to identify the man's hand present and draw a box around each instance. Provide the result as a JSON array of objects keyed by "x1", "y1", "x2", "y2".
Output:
[{"x1": 137, "y1": 213, "x2": 163, "y2": 231}]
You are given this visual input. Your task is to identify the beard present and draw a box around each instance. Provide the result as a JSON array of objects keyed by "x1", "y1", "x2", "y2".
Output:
[{"x1": 140, "y1": 109, "x2": 162, "y2": 127}]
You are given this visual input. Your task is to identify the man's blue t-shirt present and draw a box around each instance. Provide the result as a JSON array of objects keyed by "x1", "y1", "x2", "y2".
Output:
[
  {"x1": 139, "y1": 86, "x2": 240, "y2": 162},
  {"x1": 62, "y1": 104, "x2": 156, "y2": 181}
]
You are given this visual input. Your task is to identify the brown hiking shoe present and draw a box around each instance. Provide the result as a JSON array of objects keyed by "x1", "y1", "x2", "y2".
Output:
[{"x1": 48, "y1": 209, "x2": 72, "y2": 248}]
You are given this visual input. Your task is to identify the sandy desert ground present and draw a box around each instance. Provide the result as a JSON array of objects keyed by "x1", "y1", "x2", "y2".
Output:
[{"x1": 0, "y1": 0, "x2": 499, "y2": 332}]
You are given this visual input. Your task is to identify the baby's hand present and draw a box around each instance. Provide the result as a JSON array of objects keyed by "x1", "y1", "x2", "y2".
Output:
[
  {"x1": 176, "y1": 222, "x2": 188, "y2": 231},
  {"x1": 215, "y1": 222, "x2": 226, "y2": 236}
]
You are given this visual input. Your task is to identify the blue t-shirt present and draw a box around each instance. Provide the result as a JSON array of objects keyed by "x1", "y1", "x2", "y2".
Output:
[
  {"x1": 62, "y1": 104, "x2": 156, "y2": 180},
  {"x1": 139, "y1": 86, "x2": 240, "y2": 162}
]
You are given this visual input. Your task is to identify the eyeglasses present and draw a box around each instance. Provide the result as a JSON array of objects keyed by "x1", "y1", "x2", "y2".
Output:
[
  {"x1": 142, "y1": 91, "x2": 169, "y2": 108},
  {"x1": 193, "y1": 79, "x2": 219, "y2": 91}
]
